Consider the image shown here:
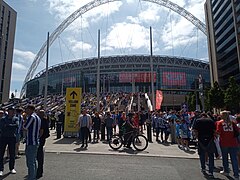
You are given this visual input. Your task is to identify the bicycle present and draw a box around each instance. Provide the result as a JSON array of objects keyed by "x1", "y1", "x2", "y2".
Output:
[{"x1": 109, "y1": 128, "x2": 148, "y2": 151}]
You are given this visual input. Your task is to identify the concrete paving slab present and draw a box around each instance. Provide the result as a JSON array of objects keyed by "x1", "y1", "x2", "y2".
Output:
[{"x1": 20, "y1": 130, "x2": 199, "y2": 159}]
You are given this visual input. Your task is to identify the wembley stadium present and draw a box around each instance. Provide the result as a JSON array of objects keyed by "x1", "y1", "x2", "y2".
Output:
[{"x1": 25, "y1": 55, "x2": 210, "y2": 110}]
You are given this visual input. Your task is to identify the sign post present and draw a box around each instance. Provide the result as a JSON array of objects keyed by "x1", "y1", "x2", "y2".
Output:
[{"x1": 64, "y1": 87, "x2": 82, "y2": 137}]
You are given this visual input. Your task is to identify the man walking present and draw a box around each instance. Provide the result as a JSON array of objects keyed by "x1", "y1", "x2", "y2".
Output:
[
  {"x1": 105, "y1": 112, "x2": 114, "y2": 141},
  {"x1": 77, "y1": 109, "x2": 92, "y2": 148},
  {"x1": 193, "y1": 113, "x2": 216, "y2": 178},
  {"x1": 24, "y1": 105, "x2": 41, "y2": 180},
  {"x1": 0, "y1": 107, "x2": 18, "y2": 176}
]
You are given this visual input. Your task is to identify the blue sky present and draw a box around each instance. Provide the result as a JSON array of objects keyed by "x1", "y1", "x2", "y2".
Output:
[{"x1": 5, "y1": 0, "x2": 208, "y2": 97}]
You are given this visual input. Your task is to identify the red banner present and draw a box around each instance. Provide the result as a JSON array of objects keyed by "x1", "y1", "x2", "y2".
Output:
[
  {"x1": 156, "y1": 90, "x2": 163, "y2": 110},
  {"x1": 119, "y1": 72, "x2": 156, "y2": 83},
  {"x1": 162, "y1": 72, "x2": 186, "y2": 86}
]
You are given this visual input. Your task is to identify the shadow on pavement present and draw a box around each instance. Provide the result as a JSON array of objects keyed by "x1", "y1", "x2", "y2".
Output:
[
  {"x1": 73, "y1": 147, "x2": 88, "y2": 152},
  {"x1": 202, "y1": 172, "x2": 225, "y2": 180},
  {"x1": 108, "y1": 148, "x2": 149, "y2": 155},
  {"x1": 183, "y1": 149, "x2": 196, "y2": 154},
  {"x1": 213, "y1": 166, "x2": 222, "y2": 173},
  {"x1": 0, "y1": 172, "x2": 10, "y2": 180},
  {"x1": 53, "y1": 138, "x2": 77, "y2": 144}
]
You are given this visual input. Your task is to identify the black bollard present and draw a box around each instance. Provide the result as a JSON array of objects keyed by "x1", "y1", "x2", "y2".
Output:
[
  {"x1": 146, "y1": 121, "x2": 152, "y2": 143},
  {"x1": 56, "y1": 121, "x2": 62, "y2": 139},
  {"x1": 100, "y1": 123, "x2": 105, "y2": 141}
]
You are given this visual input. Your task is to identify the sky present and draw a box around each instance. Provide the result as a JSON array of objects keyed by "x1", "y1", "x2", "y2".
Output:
[{"x1": 5, "y1": 0, "x2": 208, "y2": 97}]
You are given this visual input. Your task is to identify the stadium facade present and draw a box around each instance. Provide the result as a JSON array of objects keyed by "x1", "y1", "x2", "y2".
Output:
[{"x1": 26, "y1": 55, "x2": 210, "y2": 109}]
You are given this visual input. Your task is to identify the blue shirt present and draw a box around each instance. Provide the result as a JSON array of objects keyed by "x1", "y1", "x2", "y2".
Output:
[
  {"x1": 24, "y1": 113, "x2": 41, "y2": 146},
  {"x1": 0, "y1": 115, "x2": 18, "y2": 138},
  {"x1": 81, "y1": 115, "x2": 88, "y2": 127},
  {"x1": 175, "y1": 124, "x2": 180, "y2": 136},
  {"x1": 15, "y1": 114, "x2": 23, "y2": 134}
]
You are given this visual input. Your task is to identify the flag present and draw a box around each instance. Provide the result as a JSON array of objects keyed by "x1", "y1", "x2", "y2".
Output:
[{"x1": 156, "y1": 90, "x2": 163, "y2": 110}]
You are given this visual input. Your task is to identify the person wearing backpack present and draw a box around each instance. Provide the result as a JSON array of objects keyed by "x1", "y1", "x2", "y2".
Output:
[
  {"x1": 36, "y1": 110, "x2": 50, "y2": 179},
  {"x1": 193, "y1": 113, "x2": 216, "y2": 178}
]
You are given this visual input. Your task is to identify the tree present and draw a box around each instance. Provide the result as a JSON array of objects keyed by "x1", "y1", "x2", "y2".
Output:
[
  {"x1": 208, "y1": 81, "x2": 224, "y2": 110},
  {"x1": 224, "y1": 76, "x2": 240, "y2": 113},
  {"x1": 187, "y1": 92, "x2": 195, "y2": 111},
  {"x1": 204, "y1": 87, "x2": 211, "y2": 111}
]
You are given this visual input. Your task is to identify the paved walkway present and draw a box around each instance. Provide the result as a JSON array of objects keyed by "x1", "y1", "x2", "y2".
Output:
[{"x1": 20, "y1": 130, "x2": 199, "y2": 159}]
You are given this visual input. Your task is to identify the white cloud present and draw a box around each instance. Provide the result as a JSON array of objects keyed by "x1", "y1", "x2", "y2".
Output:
[
  {"x1": 103, "y1": 22, "x2": 149, "y2": 50},
  {"x1": 138, "y1": 3, "x2": 161, "y2": 23},
  {"x1": 45, "y1": 0, "x2": 206, "y2": 55},
  {"x1": 12, "y1": 62, "x2": 27, "y2": 71},
  {"x1": 13, "y1": 49, "x2": 35, "y2": 63},
  {"x1": 170, "y1": 0, "x2": 186, "y2": 7},
  {"x1": 11, "y1": 49, "x2": 36, "y2": 87},
  {"x1": 126, "y1": 16, "x2": 140, "y2": 24},
  {"x1": 67, "y1": 38, "x2": 92, "y2": 52},
  {"x1": 46, "y1": 0, "x2": 122, "y2": 23},
  {"x1": 126, "y1": 0, "x2": 136, "y2": 3},
  {"x1": 187, "y1": 0, "x2": 205, "y2": 22}
]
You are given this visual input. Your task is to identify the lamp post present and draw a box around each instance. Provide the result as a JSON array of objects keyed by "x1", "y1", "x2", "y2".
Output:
[
  {"x1": 150, "y1": 26, "x2": 155, "y2": 110},
  {"x1": 96, "y1": 29, "x2": 100, "y2": 111},
  {"x1": 44, "y1": 32, "x2": 49, "y2": 112}
]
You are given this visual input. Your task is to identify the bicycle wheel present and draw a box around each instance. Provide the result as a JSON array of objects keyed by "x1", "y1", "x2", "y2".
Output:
[
  {"x1": 132, "y1": 134, "x2": 148, "y2": 151},
  {"x1": 109, "y1": 135, "x2": 123, "y2": 150}
]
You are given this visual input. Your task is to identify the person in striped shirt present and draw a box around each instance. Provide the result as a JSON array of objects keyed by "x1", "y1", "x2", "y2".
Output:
[{"x1": 23, "y1": 105, "x2": 41, "y2": 180}]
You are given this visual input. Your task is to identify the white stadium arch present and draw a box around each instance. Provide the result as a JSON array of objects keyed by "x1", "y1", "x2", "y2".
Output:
[{"x1": 20, "y1": 0, "x2": 207, "y2": 97}]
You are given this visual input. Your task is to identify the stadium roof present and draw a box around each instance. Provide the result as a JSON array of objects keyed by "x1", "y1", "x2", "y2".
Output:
[{"x1": 34, "y1": 55, "x2": 209, "y2": 79}]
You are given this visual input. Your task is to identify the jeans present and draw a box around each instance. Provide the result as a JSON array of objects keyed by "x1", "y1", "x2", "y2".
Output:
[
  {"x1": 80, "y1": 127, "x2": 89, "y2": 146},
  {"x1": 221, "y1": 146, "x2": 239, "y2": 177},
  {"x1": 37, "y1": 139, "x2": 46, "y2": 177},
  {"x1": 106, "y1": 127, "x2": 113, "y2": 141},
  {"x1": 155, "y1": 127, "x2": 160, "y2": 141},
  {"x1": 25, "y1": 145, "x2": 39, "y2": 180},
  {"x1": 159, "y1": 128, "x2": 166, "y2": 141},
  {"x1": 199, "y1": 150, "x2": 214, "y2": 174},
  {"x1": 93, "y1": 129, "x2": 99, "y2": 141},
  {"x1": 0, "y1": 137, "x2": 16, "y2": 171}
]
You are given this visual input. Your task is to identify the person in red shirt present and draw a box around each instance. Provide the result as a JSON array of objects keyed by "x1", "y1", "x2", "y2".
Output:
[
  {"x1": 216, "y1": 110, "x2": 239, "y2": 179},
  {"x1": 133, "y1": 112, "x2": 139, "y2": 129}
]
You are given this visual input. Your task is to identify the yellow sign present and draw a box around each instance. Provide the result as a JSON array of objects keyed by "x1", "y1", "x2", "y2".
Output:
[{"x1": 64, "y1": 88, "x2": 82, "y2": 133}]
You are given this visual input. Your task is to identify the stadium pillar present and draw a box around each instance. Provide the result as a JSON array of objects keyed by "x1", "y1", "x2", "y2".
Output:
[
  {"x1": 97, "y1": 29, "x2": 100, "y2": 112},
  {"x1": 44, "y1": 32, "x2": 49, "y2": 111}
]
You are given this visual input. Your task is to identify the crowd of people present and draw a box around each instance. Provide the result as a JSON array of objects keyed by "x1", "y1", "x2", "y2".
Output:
[
  {"x1": 193, "y1": 110, "x2": 240, "y2": 179},
  {"x1": 0, "y1": 105, "x2": 50, "y2": 180},
  {"x1": 0, "y1": 91, "x2": 240, "y2": 179},
  {"x1": 75, "y1": 107, "x2": 240, "y2": 179}
]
